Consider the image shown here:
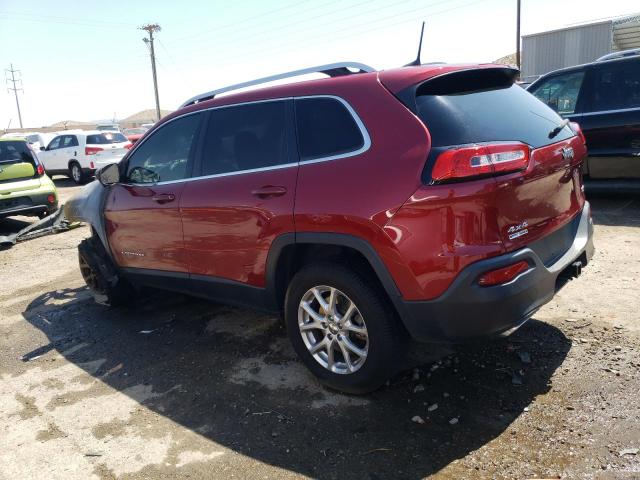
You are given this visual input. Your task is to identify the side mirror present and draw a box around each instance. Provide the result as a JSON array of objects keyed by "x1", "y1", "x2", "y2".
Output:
[
  {"x1": 40, "y1": 146, "x2": 45, "y2": 151},
  {"x1": 96, "y1": 163, "x2": 120, "y2": 186}
]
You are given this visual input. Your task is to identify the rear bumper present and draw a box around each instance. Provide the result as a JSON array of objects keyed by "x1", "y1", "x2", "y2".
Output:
[
  {"x1": 400, "y1": 202, "x2": 594, "y2": 342},
  {"x1": 0, "y1": 192, "x2": 58, "y2": 218}
]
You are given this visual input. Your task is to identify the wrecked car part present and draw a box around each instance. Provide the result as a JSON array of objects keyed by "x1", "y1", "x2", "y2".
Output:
[
  {"x1": 64, "y1": 181, "x2": 111, "y2": 254},
  {"x1": 78, "y1": 235, "x2": 133, "y2": 306},
  {"x1": 0, "y1": 208, "x2": 81, "y2": 249}
]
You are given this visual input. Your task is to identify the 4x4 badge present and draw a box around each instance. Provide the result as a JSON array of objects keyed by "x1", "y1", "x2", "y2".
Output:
[
  {"x1": 507, "y1": 221, "x2": 529, "y2": 240},
  {"x1": 561, "y1": 146, "x2": 574, "y2": 161}
]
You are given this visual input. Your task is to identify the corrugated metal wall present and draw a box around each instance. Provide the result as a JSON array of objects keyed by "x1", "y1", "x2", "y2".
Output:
[{"x1": 521, "y1": 21, "x2": 612, "y2": 81}]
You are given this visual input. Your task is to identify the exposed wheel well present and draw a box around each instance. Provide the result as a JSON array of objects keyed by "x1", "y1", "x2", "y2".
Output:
[
  {"x1": 68, "y1": 159, "x2": 80, "y2": 168},
  {"x1": 273, "y1": 243, "x2": 395, "y2": 313}
]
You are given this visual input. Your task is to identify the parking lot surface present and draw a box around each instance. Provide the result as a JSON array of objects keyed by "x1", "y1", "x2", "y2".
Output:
[{"x1": 1, "y1": 179, "x2": 639, "y2": 479}]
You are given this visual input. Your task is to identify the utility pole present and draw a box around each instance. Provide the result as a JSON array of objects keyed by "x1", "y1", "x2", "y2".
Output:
[
  {"x1": 140, "y1": 23, "x2": 161, "y2": 122},
  {"x1": 5, "y1": 63, "x2": 23, "y2": 128},
  {"x1": 516, "y1": 0, "x2": 521, "y2": 71}
]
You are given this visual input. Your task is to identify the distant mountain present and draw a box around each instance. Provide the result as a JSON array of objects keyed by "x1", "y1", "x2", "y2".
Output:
[
  {"x1": 120, "y1": 109, "x2": 173, "y2": 124},
  {"x1": 48, "y1": 120, "x2": 93, "y2": 128},
  {"x1": 493, "y1": 53, "x2": 518, "y2": 66}
]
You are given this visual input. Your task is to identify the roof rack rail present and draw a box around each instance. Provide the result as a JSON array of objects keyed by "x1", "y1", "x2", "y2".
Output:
[
  {"x1": 596, "y1": 48, "x2": 640, "y2": 62},
  {"x1": 180, "y1": 62, "x2": 376, "y2": 108}
]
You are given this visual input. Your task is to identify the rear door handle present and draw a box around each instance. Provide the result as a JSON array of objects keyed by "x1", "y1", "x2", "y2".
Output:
[
  {"x1": 251, "y1": 185, "x2": 287, "y2": 198},
  {"x1": 152, "y1": 193, "x2": 176, "y2": 204}
]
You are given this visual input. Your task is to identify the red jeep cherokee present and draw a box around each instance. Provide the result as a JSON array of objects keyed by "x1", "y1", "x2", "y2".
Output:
[{"x1": 67, "y1": 62, "x2": 594, "y2": 393}]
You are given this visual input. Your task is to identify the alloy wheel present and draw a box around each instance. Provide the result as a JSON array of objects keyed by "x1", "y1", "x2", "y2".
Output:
[{"x1": 298, "y1": 285, "x2": 369, "y2": 374}]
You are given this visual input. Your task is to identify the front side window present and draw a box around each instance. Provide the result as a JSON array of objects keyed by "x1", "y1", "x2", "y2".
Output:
[
  {"x1": 592, "y1": 60, "x2": 640, "y2": 112},
  {"x1": 530, "y1": 71, "x2": 585, "y2": 115},
  {"x1": 200, "y1": 100, "x2": 288, "y2": 176},
  {"x1": 126, "y1": 113, "x2": 202, "y2": 184},
  {"x1": 294, "y1": 97, "x2": 364, "y2": 161},
  {"x1": 47, "y1": 136, "x2": 62, "y2": 150}
]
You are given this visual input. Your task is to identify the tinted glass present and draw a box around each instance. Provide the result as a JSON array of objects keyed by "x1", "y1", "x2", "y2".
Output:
[
  {"x1": 47, "y1": 137, "x2": 62, "y2": 150},
  {"x1": 0, "y1": 141, "x2": 37, "y2": 181},
  {"x1": 201, "y1": 100, "x2": 288, "y2": 176},
  {"x1": 295, "y1": 97, "x2": 364, "y2": 161},
  {"x1": 86, "y1": 132, "x2": 128, "y2": 144},
  {"x1": 592, "y1": 60, "x2": 640, "y2": 112},
  {"x1": 61, "y1": 135, "x2": 79, "y2": 148},
  {"x1": 416, "y1": 84, "x2": 574, "y2": 148},
  {"x1": 0, "y1": 141, "x2": 35, "y2": 164},
  {"x1": 529, "y1": 71, "x2": 585, "y2": 115},
  {"x1": 126, "y1": 113, "x2": 201, "y2": 183}
]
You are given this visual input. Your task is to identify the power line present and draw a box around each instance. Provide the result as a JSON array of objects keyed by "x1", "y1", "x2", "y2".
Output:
[
  {"x1": 177, "y1": 0, "x2": 487, "y2": 67},
  {"x1": 168, "y1": 0, "x2": 452, "y2": 62},
  {"x1": 140, "y1": 24, "x2": 162, "y2": 122},
  {"x1": 5, "y1": 63, "x2": 23, "y2": 129},
  {"x1": 0, "y1": 12, "x2": 136, "y2": 29}
]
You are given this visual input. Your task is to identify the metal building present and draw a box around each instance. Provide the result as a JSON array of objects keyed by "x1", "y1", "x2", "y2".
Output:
[{"x1": 521, "y1": 14, "x2": 640, "y2": 82}]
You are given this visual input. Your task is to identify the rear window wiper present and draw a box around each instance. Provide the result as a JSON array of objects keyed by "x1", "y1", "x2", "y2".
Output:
[{"x1": 548, "y1": 118, "x2": 570, "y2": 139}]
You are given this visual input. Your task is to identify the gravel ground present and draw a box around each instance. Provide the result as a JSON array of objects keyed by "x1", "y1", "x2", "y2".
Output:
[{"x1": 0, "y1": 178, "x2": 639, "y2": 480}]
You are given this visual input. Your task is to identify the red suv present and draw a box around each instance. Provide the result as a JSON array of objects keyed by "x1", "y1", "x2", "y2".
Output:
[{"x1": 67, "y1": 62, "x2": 594, "y2": 393}]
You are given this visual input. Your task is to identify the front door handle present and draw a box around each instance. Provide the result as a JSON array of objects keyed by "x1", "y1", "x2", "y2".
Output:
[
  {"x1": 152, "y1": 193, "x2": 176, "y2": 204},
  {"x1": 251, "y1": 185, "x2": 287, "y2": 198}
]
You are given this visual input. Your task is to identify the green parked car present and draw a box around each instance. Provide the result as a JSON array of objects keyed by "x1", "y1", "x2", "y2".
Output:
[{"x1": 0, "y1": 138, "x2": 58, "y2": 219}]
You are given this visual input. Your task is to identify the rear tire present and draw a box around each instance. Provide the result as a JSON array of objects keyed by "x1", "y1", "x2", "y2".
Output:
[
  {"x1": 284, "y1": 262, "x2": 406, "y2": 394},
  {"x1": 78, "y1": 236, "x2": 132, "y2": 307},
  {"x1": 69, "y1": 161, "x2": 85, "y2": 185}
]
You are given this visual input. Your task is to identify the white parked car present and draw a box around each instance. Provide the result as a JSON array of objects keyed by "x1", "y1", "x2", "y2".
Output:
[
  {"x1": 1, "y1": 132, "x2": 54, "y2": 152},
  {"x1": 38, "y1": 130, "x2": 131, "y2": 184},
  {"x1": 96, "y1": 124, "x2": 121, "y2": 132}
]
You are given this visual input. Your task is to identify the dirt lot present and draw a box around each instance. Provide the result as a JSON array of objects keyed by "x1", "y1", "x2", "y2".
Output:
[{"x1": 1, "y1": 178, "x2": 639, "y2": 480}]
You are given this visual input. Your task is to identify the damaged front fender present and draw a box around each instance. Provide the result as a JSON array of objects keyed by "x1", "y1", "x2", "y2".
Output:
[{"x1": 64, "y1": 181, "x2": 110, "y2": 253}]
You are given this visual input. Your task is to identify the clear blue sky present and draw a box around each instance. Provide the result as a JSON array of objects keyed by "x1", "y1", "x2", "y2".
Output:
[{"x1": 1, "y1": 0, "x2": 638, "y2": 128}]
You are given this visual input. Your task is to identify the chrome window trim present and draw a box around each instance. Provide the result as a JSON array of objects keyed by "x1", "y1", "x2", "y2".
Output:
[
  {"x1": 579, "y1": 106, "x2": 640, "y2": 117},
  {"x1": 295, "y1": 95, "x2": 372, "y2": 166},
  {"x1": 125, "y1": 94, "x2": 370, "y2": 187}
]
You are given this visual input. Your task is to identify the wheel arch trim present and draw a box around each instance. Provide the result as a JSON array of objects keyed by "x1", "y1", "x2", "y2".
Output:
[{"x1": 265, "y1": 232, "x2": 408, "y2": 317}]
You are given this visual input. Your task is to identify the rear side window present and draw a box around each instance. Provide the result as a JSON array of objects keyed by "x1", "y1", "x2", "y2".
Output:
[
  {"x1": 61, "y1": 135, "x2": 79, "y2": 147},
  {"x1": 126, "y1": 113, "x2": 202, "y2": 183},
  {"x1": 86, "y1": 132, "x2": 128, "y2": 144},
  {"x1": 200, "y1": 100, "x2": 288, "y2": 176},
  {"x1": 529, "y1": 71, "x2": 586, "y2": 115},
  {"x1": 591, "y1": 60, "x2": 640, "y2": 112},
  {"x1": 415, "y1": 70, "x2": 574, "y2": 149},
  {"x1": 295, "y1": 97, "x2": 364, "y2": 161}
]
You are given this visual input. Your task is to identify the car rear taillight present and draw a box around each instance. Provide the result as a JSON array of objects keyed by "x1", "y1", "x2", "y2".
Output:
[
  {"x1": 431, "y1": 143, "x2": 530, "y2": 182},
  {"x1": 478, "y1": 260, "x2": 529, "y2": 287},
  {"x1": 36, "y1": 164, "x2": 45, "y2": 176},
  {"x1": 569, "y1": 121, "x2": 586, "y2": 145},
  {"x1": 124, "y1": 142, "x2": 133, "y2": 150},
  {"x1": 47, "y1": 194, "x2": 56, "y2": 204},
  {"x1": 85, "y1": 146, "x2": 103, "y2": 155}
]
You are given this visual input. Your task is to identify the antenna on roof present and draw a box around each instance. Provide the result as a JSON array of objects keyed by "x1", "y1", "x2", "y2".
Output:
[{"x1": 404, "y1": 21, "x2": 425, "y2": 67}]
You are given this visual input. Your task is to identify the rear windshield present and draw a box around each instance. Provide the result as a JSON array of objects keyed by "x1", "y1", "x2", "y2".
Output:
[
  {"x1": 415, "y1": 72, "x2": 574, "y2": 149},
  {"x1": 0, "y1": 141, "x2": 37, "y2": 181},
  {"x1": 86, "y1": 132, "x2": 128, "y2": 144},
  {"x1": 0, "y1": 141, "x2": 36, "y2": 165}
]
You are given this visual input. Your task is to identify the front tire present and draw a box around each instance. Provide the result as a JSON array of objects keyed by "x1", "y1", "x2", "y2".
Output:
[
  {"x1": 69, "y1": 161, "x2": 85, "y2": 185},
  {"x1": 78, "y1": 236, "x2": 132, "y2": 307},
  {"x1": 285, "y1": 262, "x2": 406, "y2": 394}
]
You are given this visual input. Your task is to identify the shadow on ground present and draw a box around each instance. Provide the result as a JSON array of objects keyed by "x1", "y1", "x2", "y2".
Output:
[
  {"x1": 22, "y1": 287, "x2": 570, "y2": 479},
  {"x1": 588, "y1": 194, "x2": 640, "y2": 227}
]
